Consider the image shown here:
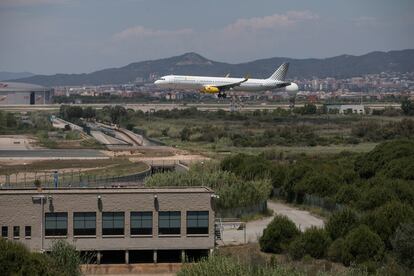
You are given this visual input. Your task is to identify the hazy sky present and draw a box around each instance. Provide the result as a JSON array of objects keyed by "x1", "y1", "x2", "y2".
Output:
[{"x1": 1, "y1": 0, "x2": 413, "y2": 74}]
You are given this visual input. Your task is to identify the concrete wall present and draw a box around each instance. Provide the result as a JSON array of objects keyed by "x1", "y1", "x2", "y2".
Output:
[{"x1": 0, "y1": 188, "x2": 215, "y2": 253}]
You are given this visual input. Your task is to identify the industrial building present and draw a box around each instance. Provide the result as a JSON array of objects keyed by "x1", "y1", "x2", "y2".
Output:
[
  {"x1": 326, "y1": 104, "x2": 365, "y2": 114},
  {"x1": 0, "y1": 82, "x2": 53, "y2": 105},
  {"x1": 0, "y1": 186, "x2": 215, "y2": 264}
]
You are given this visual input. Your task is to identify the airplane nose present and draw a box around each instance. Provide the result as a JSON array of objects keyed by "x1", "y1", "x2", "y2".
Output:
[{"x1": 154, "y1": 80, "x2": 160, "y2": 85}]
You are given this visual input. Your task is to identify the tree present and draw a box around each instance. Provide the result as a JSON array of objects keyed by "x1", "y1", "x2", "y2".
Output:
[
  {"x1": 401, "y1": 99, "x2": 414, "y2": 116},
  {"x1": 259, "y1": 215, "x2": 300, "y2": 253},
  {"x1": 0, "y1": 238, "x2": 60, "y2": 275},
  {"x1": 391, "y1": 223, "x2": 414, "y2": 268},
  {"x1": 325, "y1": 208, "x2": 359, "y2": 240},
  {"x1": 109, "y1": 105, "x2": 127, "y2": 124},
  {"x1": 342, "y1": 225, "x2": 384, "y2": 265},
  {"x1": 180, "y1": 126, "x2": 191, "y2": 141},
  {"x1": 289, "y1": 227, "x2": 331, "y2": 259},
  {"x1": 364, "y1": 201, "x2": 414, "y2": 249}
]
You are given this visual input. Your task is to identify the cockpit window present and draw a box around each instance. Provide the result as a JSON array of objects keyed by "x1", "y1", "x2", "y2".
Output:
[{"x1": 160, "y1": 77, "x2": 166, "y2": 80}]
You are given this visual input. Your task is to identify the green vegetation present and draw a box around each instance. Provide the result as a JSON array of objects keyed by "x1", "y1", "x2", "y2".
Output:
[
  {"x1": 259, "y1": 215, "x2": 300, "y2": 254},
  {"x1": 55, "y1": 105, "x2": 414, "y2": 157},
  {"x1": 178, "y1": 254, "x2": 304, "y2": 276},
  {"x1": 145, "y1": 162, "x2": 271, "y2": 211},
  {"x1": 289, "y1": 227, "x2": 331, "y2": 260},
  {"x1": 0, "y1": 238, "x2": 82, "y2": 276},
  {"x1": 223, "y1": 139, "x2": 414, "y2": 272},
  {"x1": 401, "y1": 99, "x2": 414, "y2": 116}
]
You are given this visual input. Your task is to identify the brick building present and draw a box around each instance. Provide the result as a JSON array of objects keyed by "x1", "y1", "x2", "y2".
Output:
[{"x1": 0, "y1": 187, "x2": 215, "y2": 264}]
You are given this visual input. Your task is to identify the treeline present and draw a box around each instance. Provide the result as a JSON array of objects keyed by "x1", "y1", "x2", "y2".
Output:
[
  {"x1": 223, "y1": 140, "x2": 414, "y2": 272},
  {"x1": 144, "y1": 162, "x2": 272, "y2": 211},
  {"x1": 0, "y1": 110, "x2": 53, "y2": 134}
]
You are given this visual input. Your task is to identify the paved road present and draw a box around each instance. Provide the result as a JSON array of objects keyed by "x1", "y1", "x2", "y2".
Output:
[
  {"x1": 0, "y1": 149, "x2": 108, "y2": 159},
  {"x1": 221, "y1": 201, "x2": 324, "y2": 245}
]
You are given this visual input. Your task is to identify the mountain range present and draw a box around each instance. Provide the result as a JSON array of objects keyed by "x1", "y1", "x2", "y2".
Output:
[
  {"x1": 8, "y1": 49, "x2": 414, "y2": 86},
  {"x1": 0, "y1": 71, "x2": 34, "y2": 81}
]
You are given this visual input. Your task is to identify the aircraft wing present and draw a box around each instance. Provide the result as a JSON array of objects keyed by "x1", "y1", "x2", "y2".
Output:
[{"x1": 215, "y1": 77, "x2": 248, "y2": 91}]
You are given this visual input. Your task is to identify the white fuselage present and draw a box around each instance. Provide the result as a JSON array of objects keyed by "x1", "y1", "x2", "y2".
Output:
[{"x1": 155, "y1": 75, "x2": 284, "y2": 92}]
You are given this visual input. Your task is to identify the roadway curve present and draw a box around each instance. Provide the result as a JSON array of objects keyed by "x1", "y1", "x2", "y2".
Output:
[{"x1": 221, "y1": 200, "x2": 325, "y2": 245}]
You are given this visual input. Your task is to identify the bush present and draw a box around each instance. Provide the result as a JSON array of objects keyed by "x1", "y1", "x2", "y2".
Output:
[
  {"x1": 288, "y1": 227, "x2": 331, "y2": 260},
  {"x1": 178, "y1": 254, "x2": 303, "y2": 276},
  {"x1": 327, "y1": 237, "x2": 347, "y2": 263},
  {"x1": 49, "y1": 240, "x2": 82, "y2": 276},
  {"x1": 325, "y1": 208, "x2": 359, "y2": 240},
  {"x1": 342, "y1": 225, "x2": 384, "y2": 266},
  {"x1": 391, "y1": 223, "x2": 414, "y2": 269},
  {"x1": 259, "y1": 215, "x2": 300, "y2": 253},
  {"x1": 364, "y1": 201, "x2": 414, "y2": 249},
  {"x1": 145, "y1": 168, "x2": 272, "y2": 211},
  {"x1": 0, "y1": 238, "x2": 60, "y2": 275}
]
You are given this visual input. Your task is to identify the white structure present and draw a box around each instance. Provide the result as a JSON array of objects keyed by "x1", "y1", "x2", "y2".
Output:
[
  {"x1": 326, "y1": 104, "x2": 365, "y2": 114},
  {"x1": 0, "y1": 82, "x2": 53, "y2": 105}
]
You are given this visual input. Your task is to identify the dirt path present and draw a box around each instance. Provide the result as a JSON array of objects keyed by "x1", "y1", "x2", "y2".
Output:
[{"x1": 221, "y1": 200, "x2": 324, "y2": 245}]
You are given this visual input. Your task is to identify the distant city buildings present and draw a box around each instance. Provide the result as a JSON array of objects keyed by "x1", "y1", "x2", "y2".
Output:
[{"x1": 52, "y1": 71, "x2": 414, "y2": 103}]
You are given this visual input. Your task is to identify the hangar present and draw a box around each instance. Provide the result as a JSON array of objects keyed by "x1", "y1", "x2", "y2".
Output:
[{"x1": 0, "y1": 82, "x2": 53, "y2": 105}]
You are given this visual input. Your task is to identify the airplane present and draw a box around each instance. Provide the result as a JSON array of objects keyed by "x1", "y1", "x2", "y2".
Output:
[{"x1": 154, "y1": 63, "x2": 299, "y2": 98}]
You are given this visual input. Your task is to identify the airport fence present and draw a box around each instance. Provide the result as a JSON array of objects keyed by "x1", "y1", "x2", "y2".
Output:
[
  {"x1": 216, "y1": 201, "x2": 267, "y2": 218},
  {"x1": 272, "y1": 188, "x2": 344, "y2": 212},
  {"x1": 0, "y1": 168, "x2": 152, "y2": 189}
]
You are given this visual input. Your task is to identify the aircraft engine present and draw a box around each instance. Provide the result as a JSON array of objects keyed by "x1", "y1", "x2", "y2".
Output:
[
  {"x1": 201, "y1": 86, "x2": 220, "y2": 94},
  {"x1": 285, "y1": 82, "x2": 299, "y2": 93}
]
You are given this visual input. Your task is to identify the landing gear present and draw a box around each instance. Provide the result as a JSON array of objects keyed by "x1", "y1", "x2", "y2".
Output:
[{"x1": 218, "y1": 92, "x2": 227, "y2": 99}]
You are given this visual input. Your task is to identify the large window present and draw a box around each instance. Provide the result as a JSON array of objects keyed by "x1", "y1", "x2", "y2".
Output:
[
  {"x1": 1, "y1": 226, "x2": 8, "y2": 238},
  {"x1": 45, "y1": 213, "x2": 68, "y2": 236},
  {"x1": 74, "y1": 212, "x2": 96, "y2": 236},
  {"x1": 187, "y1": 211, "x2": 209, "y2": 235},
  {"x1": 131, "y1": 212, "x2": 152, "y2": 235},
  {"x1": 159, "y1": 211, "x2": 181, "y2": 235},
  {"x1": 102, "y1": 212, "x2": 124, "y2": 235}
]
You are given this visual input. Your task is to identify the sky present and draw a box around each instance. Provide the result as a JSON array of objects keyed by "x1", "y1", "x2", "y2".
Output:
[{"x1": 0, "y1": 0, "x2": 413, "y2": 74}]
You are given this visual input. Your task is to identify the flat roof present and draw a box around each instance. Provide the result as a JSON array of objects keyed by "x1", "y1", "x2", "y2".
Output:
[
  {"x1": 0, "y1": 82, "x2": 51, "y2": 92},
  {"x1": 0, "y1": 186, "x2": 214, "y2": 195}
]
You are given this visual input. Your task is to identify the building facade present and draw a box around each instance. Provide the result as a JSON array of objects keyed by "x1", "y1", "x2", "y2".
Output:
[
  {"x1": 0, "y1": 187, "x2": 215, "y2": 264},
  {"x1": 0, "y1": 82, "x2": 53, "y2": 105}
]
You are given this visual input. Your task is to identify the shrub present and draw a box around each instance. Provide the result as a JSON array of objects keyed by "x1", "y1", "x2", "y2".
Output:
[
  {"x1": 342, "y1": 225, "x2": 384, "y2": 266},
  {"x1": 364, "y1": 201, "x2": 414, "y2": 249},
  {"x1": 0, "y1": 238, "x2": 60, "y2": 275},
  {"x1": 325, "y1": 208, "x2": 359, "y2": 240},
  {"x1": 178, "y1": 254, "x2": 303, "y2": 276},
  {"x1": 327, "y1": 237, "x2": 347, "y2": 263},
  {"x1": 288, "y1": 227, "x2": 331, "y2": 260},
  {"x1": 259, "y1": 215, "x2": 300, "y2": 253},
  {"x1": 391, "y1": 223, "x2": 414, "y2": 269},
  {"x1": 49, "y1": 240, "x2": 82, "y2": 276}
]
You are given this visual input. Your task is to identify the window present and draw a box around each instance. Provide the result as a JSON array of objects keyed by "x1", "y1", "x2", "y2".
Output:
[
  {"x1": 45, "y1": 213, "x2": 68, "y2": 236},
  {"x1": 2, "y1": 226, "x2": 8, "y2": 238},
  {"x1": 74, "y1": 212, "x2": 96, "y2": 236},
  {"x1": 159, "y1": 211, "x2": 181, "y2": 235},
  {"x1": 187, "y1": 211, "x2": 209, "y2": 234},
  {"x1": 25, "y1": 226, "x2": 31, "y2": 238},
  {"x1": 13, "y1": 226, "x2": 20, "y2": 238},
  {"x1": 131, "y1": 212, "x2": 152, "y2": 235},
  {"x1": 102, "y1": 212, "x2": 124, "y2": 235}
]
